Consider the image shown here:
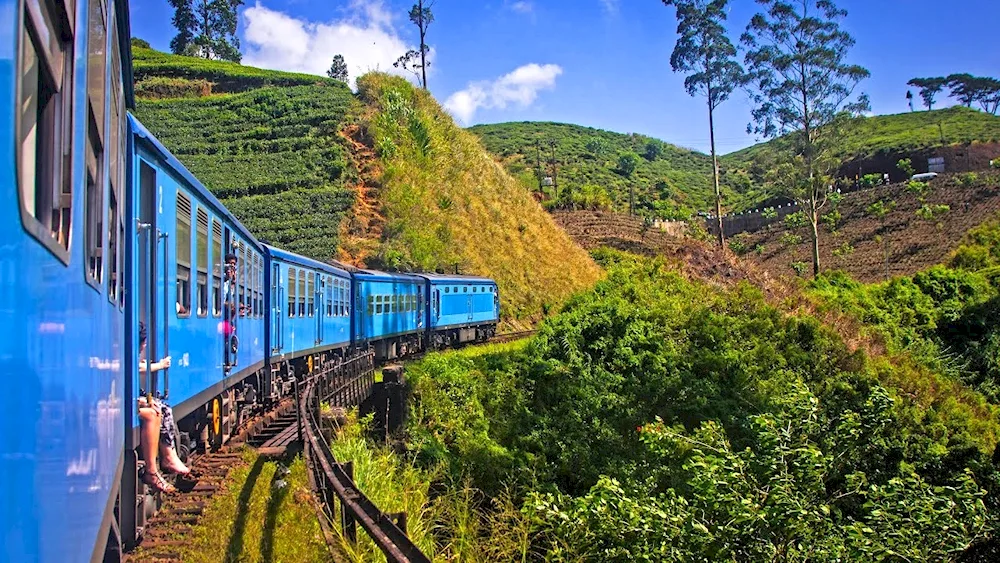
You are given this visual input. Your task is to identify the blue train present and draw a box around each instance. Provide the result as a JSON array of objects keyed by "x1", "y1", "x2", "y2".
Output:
[{"x1": 0, "y1": 1, "x2": 499, "y2": 560}]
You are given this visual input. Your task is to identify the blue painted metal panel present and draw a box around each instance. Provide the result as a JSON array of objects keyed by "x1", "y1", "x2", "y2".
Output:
[
  {"x1": 0, "y1": 1, "x2": 134, "y2": 560},
  {"x1": 264, "y1": 246, "x2": 351, "y2": 360},
  {"x1": 417, "y1": 276, "x2": 499, "y2": 330},
  {"x1": 354, "y1": 271, "x2": 424, "y2": 342}
]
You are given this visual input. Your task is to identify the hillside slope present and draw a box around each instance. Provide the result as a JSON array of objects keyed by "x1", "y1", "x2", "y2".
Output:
[
  {"x1": 132, "y1": 46, "x2": 600, "y2": 327},
  {"x1": 735, "y1": 171, "x2": 1000, "y2": 281},
  {"x1": 469, "y1": 122, "x2": 730, "y2": 219},
  {"x1": 351, "y1": 76, "x2": 603, "y2": 328}
]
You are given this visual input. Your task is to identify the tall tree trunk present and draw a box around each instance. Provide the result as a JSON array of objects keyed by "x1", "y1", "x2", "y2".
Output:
[
  {"x1": 708, "y1": 98, "x2": 724, "y2": 247},
  {"x1": 418, "y1": 0, "x2": 428, "y2": 90},
  {"x1": 810, "y1": 200, "x2": 821, "y2": 278}
]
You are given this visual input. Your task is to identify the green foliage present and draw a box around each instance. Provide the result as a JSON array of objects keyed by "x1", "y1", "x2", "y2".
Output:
[
  {"x1": 959, "y1": 172, "x2": 981, "y2": 187},
  {"x1": 953, "y1": 218, "x2": 1000, "y2": 270},
  {"x1": 762, "y1": 206, "x2": 777, "y2": 219},
  {"x1": 326, "y1": 54, "x2": 348, "y2": 82},
  {"x1": 859, "y1": 173, "x2": 884, "y2": 188},
  {"x1": 821, "y1": 209, "x2": 842, "y2": 232},
  {"x1": 867, "y1": 199, "x2": 896, "y2": 219},
  {"x1": 783, "y1": 210, "x2": 808, "y2": 228},
  {"x1": 898, "y1": 157, "x2": 916, "y2": 177},
  {"x1": 133, "y1": 46, "x2": 335, "y2": 94},
  {"x1": 617, "y1": 152, "x2": 640, "y2": 178},
  {"x1": 908, "y1": 77, "x2": 949, "y2": 110},
  {"x1": 727, "y1": 232, "x2": 750, "y2": 255},
  {"x1": 409, "y1": 252, "x2": 998, "y2": 560},
  {"x1": 356, "y1": 73, "x2": 601, "y2": 326},
  {"x1": 643, "y1": 140, "x2": 663, "y2": 161},
  {"x1": 916, "y1": 203, "x2": 950, "y2": 221},
  {"x1": 167, "y1": 0, "x2": 243, "y2": 62},
  {"x1": 470, "y1": 122, "x2": 726, "y2": 218},
  {"x1": 781, "y1": 232, "x2": 804, "y2": 246},
  {"x1": 686, "y1": 220, "x2": 711, "y2": 242},
  {"x1": 833, "y1": 241, "x2": 855, "y2": 258},
  {"x1": 907, "y1": 179, "x2": 931, "y2": 195},
  {"x1": 790, "y1": 260, "x2": 809, "y2": 276}
]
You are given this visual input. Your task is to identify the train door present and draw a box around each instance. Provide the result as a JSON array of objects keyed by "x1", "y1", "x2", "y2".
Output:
[
  {"x1": 434, "y1": 288, "x2": 441, "y2": 322},
  {"x1": 271, "y1": 262, "x2": 282, "y2": 352},
  {"x1": 223, "y1": 232, "x2": 238, "y2": 371},
  {"x1": 467, "y1": 287, "x2": 474, "y2": 323},
  {"x1": 316, "y1": 273, "x2": 323, "y2": 345}
]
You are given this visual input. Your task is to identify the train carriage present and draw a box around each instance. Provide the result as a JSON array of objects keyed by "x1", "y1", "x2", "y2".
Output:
[
  {"x1": 417, "y1": 274, "x2": 499, "y2": 347},
  {"x1": 0, "y1": 0, "x2": 135, "y2": 560},
  {"x1": 353, "y1": 269, "x2": 425, "y2": 360},
  {"x1": 264, "y1": 245, "x2": 353, "y2": 364}
]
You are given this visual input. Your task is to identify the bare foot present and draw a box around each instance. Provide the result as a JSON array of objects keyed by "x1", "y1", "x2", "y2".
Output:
[{"x1": 160, "y1": 448, "x2": 190, "y2": 475}]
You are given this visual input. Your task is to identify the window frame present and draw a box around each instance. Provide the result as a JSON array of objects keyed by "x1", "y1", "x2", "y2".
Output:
[
  {"x1": 195, "y1": 207, "x2": 209, "y2": 317},
  {"x1": 288, "y1": 266, "x2": 296, "y2": 318},
  {"x1": 175, "y1": 192, "x2": 192, "y2": 318},
  {"x1": 16, "y1": 0, "x2": 77, "y2": 264},
  {"x1": 211, "y1": 219, "x2": 222, "y2": 317}
]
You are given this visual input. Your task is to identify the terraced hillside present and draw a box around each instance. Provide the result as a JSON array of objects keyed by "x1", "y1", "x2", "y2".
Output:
[
  {"x1": 132, "y1": 45, "x2": 600, "y2": 327},
  {"x1": 737, "y1": 171, "x2": 1000, "y2": 281},
  {"x1": 133, "y1": 45, "x2": 359, "y2": 259}
]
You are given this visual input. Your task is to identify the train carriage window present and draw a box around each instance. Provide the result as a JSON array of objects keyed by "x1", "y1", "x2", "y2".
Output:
[
  {"x1": 367, "y1": 295, "x2": 374, "y2": 315},
  {"x1": 196, "y1": 209, "x2": 209, "y2": 317},
  {"x1": 345, "y1": 283, "x2": 351, "y2": 316},
  {"x1": 107, "y1": 185, "x2": 118, "y2": 302},
  {"x1": 212, "y1": 220, "x2": 222, "y2": 317},
  {"x1": 463, "y1": 287, "x2": 468, "y2": 293},
  {"x1": 376, "y1": 295, "x2": 383, "y2": 315},
  {"x1": 444, "y1": 287, "x2": 449, "y2": 294},
  {"x1": 17, "y1": 0, "x2": 77, "y2": 261},
  {"x1": 288, "y1": 267, "x2": 296, "y2": 317},
  {"x1": 325, "y1": 278, "x2": 332, "y2": 317},
  {"x1": 307, "y1": 274, "x2": 315, "y2": 317},
  {"x1": 255, "y1": 255, "x2": 262, "y2": 318},
  {"x1": 298, "y1": 270, "x2": 306, "y2": 317},
  {"x1": 84, "y1": 0, "x2": 108, "y2": 287},
  {"x1": 176, "y1": 194, "x2": 192, "y2": 316}
]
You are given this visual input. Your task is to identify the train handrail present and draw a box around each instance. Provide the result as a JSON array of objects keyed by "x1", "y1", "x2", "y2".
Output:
[{"x1": 298, "y1": 353, "x2": 431, "y2": 563}]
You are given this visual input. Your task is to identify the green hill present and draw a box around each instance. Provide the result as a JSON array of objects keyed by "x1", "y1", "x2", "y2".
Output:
[
  {"x1": 132, "y1": 45, "x2": 600, "y2": 327},
  {"x1": 471, "y1": 108, "x2": 1000, "y2": 217},
  {"x1": 725, "y1": 106, "x2": 1000, "y2": 167},
  {"x1": 133, "y1": 45, "x2": 359, "y2": 259},
  {"x1": 468, "y1": 122, "x2": 736, "y2": 219}
]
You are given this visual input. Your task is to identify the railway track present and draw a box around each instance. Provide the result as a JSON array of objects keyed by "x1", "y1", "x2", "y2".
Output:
[
  {"x1": 125, "y1": 333, "x2": 534, "y2": 562},
  {"x1": 124, "y1": 400, "x2": 299, "y2": 562}
]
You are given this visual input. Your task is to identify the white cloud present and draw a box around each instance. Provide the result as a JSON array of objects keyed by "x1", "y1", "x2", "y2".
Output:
[
  {"x1": 241, "y1": 1, "x2": 424, "y2": 88},
  {"x1": 444, "y1": 63, "x2": 563, "y2": 124},
  {"x1": 599, "y1": 0, "x2": 619, "y2": 14},
  {"x1": 509, "y1": 1, "x2": 534, "y2": 14}
]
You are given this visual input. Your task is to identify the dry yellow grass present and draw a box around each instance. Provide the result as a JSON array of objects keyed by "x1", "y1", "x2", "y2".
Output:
[{"x1": 353, "y1": 74, "x2": 602, "y2": 330}]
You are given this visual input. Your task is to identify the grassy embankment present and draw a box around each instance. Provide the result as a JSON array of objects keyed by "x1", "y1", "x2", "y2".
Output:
[
  {"x1": 354, "y1": 74, "x2": 603, "y2": 329},
  {"x1": 170, "y1": 449, "x2": 328, "y2": 563}
]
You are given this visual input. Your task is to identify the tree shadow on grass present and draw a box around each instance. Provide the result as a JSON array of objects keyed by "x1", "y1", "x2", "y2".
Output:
[
  {"x1": 259, "y1": 463, "x2": 292, "y2": 563},
  {"x1": 224, "y1": 456, "x2": 267, "y2": 561}
]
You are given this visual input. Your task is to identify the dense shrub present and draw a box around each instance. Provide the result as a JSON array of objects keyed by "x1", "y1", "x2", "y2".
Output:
[{"x1": 407, "y1": 250, "x2": 998, "y2": 560}]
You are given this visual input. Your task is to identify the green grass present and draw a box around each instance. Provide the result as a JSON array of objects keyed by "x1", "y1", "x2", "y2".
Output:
[
  {"x1": 177, "y1": 449, "x2": 329, "y2": 563},
  {"x1": 358, "y1": 74, "x2": 603, "y2": 329},
  {"x1": 134, "y1": 55, "x2": 361, "y2": 260}
]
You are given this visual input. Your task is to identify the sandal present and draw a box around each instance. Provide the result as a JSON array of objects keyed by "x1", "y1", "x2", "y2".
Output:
[{"x1": 141, "y1": 470, "x2": 176, "y2": 494}]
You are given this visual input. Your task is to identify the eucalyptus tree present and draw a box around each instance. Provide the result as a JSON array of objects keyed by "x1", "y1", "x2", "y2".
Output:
[
  {"x1": 907, "y1": 77, "x2": 948, "y2": 110},
  {"x1": 742, "y1": 0, "x2": 869, "y2": 277},
  {"x1": 662, "y1": 0, "x2": 744, "y2": 247},
  {"x1": 168, "y1": 0, "x2": 244, "y2": 62},
  {"x1": 395, "y1": 0, "x2": 434, "y2": 89}
]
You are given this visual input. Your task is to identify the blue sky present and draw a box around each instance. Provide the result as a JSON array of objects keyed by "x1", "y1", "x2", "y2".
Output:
[{"x1": 130, "y1": 0, "x2": 1000, "y2": 154}]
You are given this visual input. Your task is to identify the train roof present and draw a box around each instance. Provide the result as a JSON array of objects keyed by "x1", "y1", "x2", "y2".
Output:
[
  {"x1": 263, "y1": 245, "x2": 352, "y2": 277},
  {"x1": 353, "y1": 269, "x2": 425, "y2": 283},
  {"x1": 128, "y1": 115, "x2": 262, "y2": 251},
  {"x1": 413, "y1": 273, "x2": 495, "y2": 284}
]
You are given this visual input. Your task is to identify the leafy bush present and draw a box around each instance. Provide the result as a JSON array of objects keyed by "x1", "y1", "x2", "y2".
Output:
[
  {"x1": 791, "y1": 260, "x2": 809, "y2": 276},
  {"x1": 409, "y1": 252, "x2": 998, "y2": 560},
  {"x1": 727, "y1": 233, "x2": 750, "y2": 255},
  {"x1": 860, "y1": 173, "x2": 884, "y2": 188},
  {"x1": 781, "y1": 232, "x2": 804, "y2": 246},
  {"x1": 762, "y1": 206, "x2": 778, "y2": 219},
  {"x1": 784, "y1": 210, "x2": 808, "y2": 228},
  {"x1": 898, "y1": 157, "x2": 915, "y2": 177},
  {"x1": 958, "y1": 172, "x2": 981, "y2": 187},
  {"x1": 907, "y1": 179, "x2": 930, "y2": 195},
  {"x1": 916, "y1": 203, "x2": 950, "y2": 221}
]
